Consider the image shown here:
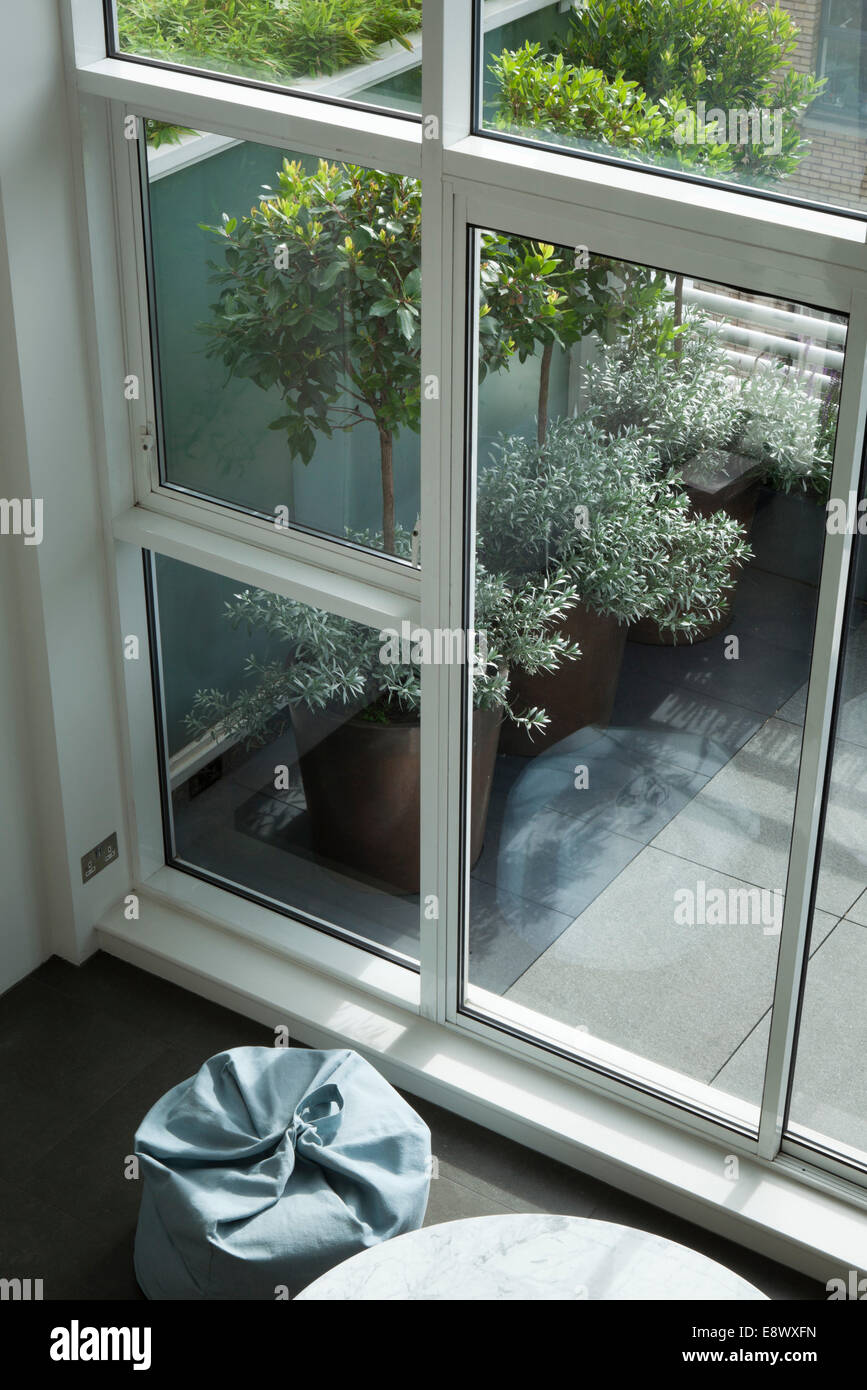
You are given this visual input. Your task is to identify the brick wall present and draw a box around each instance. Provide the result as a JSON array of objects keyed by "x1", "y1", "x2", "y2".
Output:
[{"x1": 777, "y1": 0, "x2": 867, "y2": 211}]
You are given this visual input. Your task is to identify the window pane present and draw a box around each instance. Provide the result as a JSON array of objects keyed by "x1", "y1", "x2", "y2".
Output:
[
  {"x1": 143, "y1": 127, "x2": 420, "y2": 558},
  {"x1": 150, "y1": 554, "x2": 420, "y2": 963},
  {"x1": 464, "y1": 232, "x2": 846, "y2": 1123},
  {"x1": 112, "y1": 2, "x2": 422, "y2": 115},
  {"x1": 787, "y1": 520, "x2": 867, "y2": 1167},
  {"x1": 477, "y1": 0, "x2": 867, "y2": 214}
]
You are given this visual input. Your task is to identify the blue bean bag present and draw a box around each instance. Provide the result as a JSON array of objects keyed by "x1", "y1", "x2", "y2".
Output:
[{"x1": 133, "y1": 1046, "x2": 431, "y2": 1300}]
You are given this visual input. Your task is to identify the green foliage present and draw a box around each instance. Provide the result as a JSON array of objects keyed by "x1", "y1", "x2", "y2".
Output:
[
  {"x1": 558, "y1": 0, "x2": 824, "y2": 176},
  {"x1": 493, "y1": 0, "x2": 825, "y2": 183},
  {"x1": 117, "y1": 0, "x2": 422, "y2": 84},
  {"x1": 203, "y1": 158, "x2": 421, "y2": 462},
  {"x1": 145, "y1": 119, "x2": 196, "y2": 147},
  {"x1": 583, "y1": 314, "x2": 837, "y2": 495},
  {"x1": 476, "y1": 416, "x2": 752, "y2": 639},
  {"x1": 491, "y1": 44, "x2": 734, "y2": 175},
  {"x1": 184, "y1": 548, "x2": 583, "y2": 746},
  {"x1": 479, "y1": 235, "x2": 668, "y2": 373},
  {"x1": 201, "y1": 158, "x2": 421, "y2": 551}
]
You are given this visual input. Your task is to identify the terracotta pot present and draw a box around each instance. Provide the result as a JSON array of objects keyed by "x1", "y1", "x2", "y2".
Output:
[
  {"x1": 499, "y1": 602, "x2": 627, "y2": 757},
  {"x1": 629, "y1": 448, "x2": 762, "y2": 646},
  {"x1": 290, "y1": 703, "x2": 502, "y2": 894}
]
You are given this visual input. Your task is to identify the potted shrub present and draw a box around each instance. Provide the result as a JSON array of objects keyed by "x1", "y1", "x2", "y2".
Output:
[
  {"x1": 184, "y1": 558, "x2": 582, "y2": 892},
  {"x1": 476, "y1": 416, "x2": 751, "y2": 754},
  {"x1": 478, "y1": 235, "x2": 669, "y2": 443},
  {"x1": 201, "y1": 158, "x2": 423, "y2": 555},
  {"x1": 582, "y1": 315, "x2": 837, "y2": 639}
]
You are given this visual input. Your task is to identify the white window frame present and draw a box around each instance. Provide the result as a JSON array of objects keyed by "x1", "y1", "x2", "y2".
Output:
[{"x1": 60, "y1": 0, "x2": 867, "y2": 1274}]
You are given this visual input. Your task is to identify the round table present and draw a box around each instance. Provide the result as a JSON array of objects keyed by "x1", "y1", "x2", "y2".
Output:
[{"x1": 295, "y1": 1214, "x2": 768, "y2": 1301}]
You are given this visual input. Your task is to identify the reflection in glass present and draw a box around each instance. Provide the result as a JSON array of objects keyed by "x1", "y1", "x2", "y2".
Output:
[
  {"x1": 151, "y1": 554, "x2": 421, "y2": 961},
  {"x1": 465, "y1": 232, "x2": 846, "y2": 1122},
  {"x1": 114, "y1": 0, "x2": 424, "y2": 113},
  {"x1": 477, "y1": 0, "x2": 867, "y2": 213},
  {"x1": 787, "y1": 520, "x2": 867, "y2": 1166},
  {"x1": 144, "y1": 133, "x2": 420, "y2": 556}
]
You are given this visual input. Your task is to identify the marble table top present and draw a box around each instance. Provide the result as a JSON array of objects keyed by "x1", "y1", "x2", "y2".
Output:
[{"x1": 295, "y1": 1213, "x2": 768, "y2": 1301}]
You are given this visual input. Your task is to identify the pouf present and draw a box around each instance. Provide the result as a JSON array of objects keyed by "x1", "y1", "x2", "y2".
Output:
[{"x1": 133, "y1": 1046, "x2": 431, "y2": 1300}]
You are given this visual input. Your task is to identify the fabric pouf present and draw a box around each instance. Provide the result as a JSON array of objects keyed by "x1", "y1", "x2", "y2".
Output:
[{"x1": 133, "y1": 1046, "x2": 431, "y2": 1300}]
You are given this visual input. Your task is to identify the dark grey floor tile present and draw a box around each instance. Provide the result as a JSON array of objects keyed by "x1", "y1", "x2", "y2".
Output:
[
  {"x1": 466, "y1": 876, "x2": 575, "y2": 995},
  {"x1": 608, "y1": 677, "x2": 764, "y2": 777},
  {"x1": 0, "y1": 1175, "x2": 143, "y2": 1301},
  {"x1": 0, "y1": 978, "x2": 165, "y2": 1182},
  {"x1": 32, "y1": 952, "x2": 276, "y2": 1057},
  {"x1": 621, "y1": 629, "x2": 810, "y2": 721},
  {"x1": 22, "y1": 1046, "x2": 209, "y2": 1233},
  {"x1": 408, "y1": 1095, "x2": 600, "y2": 1218},
  {"x1": 423, "y1": 1174, "x2": 514, "y2": 1226}
]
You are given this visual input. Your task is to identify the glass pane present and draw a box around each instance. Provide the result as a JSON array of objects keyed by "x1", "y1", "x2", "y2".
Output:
[
  {"x1": 150, "y1": 553, "x2": 421, "y2": 962},
  {"x1": 477, "y1": 0, "x2": 867, "y2": 214},
  {"x1": 143, "y1": 127, "x2": 420, "y2": 558},
  {"x1": 464, "y1": 231, "x2": 846, "y2": 1123},
  {"x1": 787, "y1": 518, "x2": 867, "y2": 1167},
  {"x1": 112, "y1": 1, "x2": 422, "y2": 114}
]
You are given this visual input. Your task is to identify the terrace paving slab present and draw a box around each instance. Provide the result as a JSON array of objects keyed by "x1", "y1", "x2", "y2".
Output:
[{"x1": 504, "y1": 845, "x2": 837, "y2": 1095}]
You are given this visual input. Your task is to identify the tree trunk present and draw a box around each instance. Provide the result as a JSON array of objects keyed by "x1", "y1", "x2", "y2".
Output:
[
  {"x1": 379, "y1": 427, "x2": 396, "y2": 555},
  {"x1": 537, "y1": 339, "x2": 554, "y2": 445}
]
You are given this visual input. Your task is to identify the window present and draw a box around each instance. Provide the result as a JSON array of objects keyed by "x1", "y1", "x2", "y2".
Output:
[
  {"x1": 463, "y1": 233, "x2": 845, "y2": 1128},
  {"x1": 475, "y1": 0, "x2": 867, "y2": 214},
  {"x1": 815, "y1": 0, "x2": 867, "y2": 127},
  {"x1": 109, "y1": 0, "x2": 424, "y2": 114},
  {"x1": 63, "y1": 0, "x2": 867, "y2": 1216},
  {"x1": 142, "y1": 127, "x2": 421, "y2": 556},
  {"x1": 148, "y1": 553, "x2": 421, "y2": 963}
]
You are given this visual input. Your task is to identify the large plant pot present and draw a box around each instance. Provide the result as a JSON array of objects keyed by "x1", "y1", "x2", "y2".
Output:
[
  {"x1": 499, "y1": 602, "x2": 627, "y2": 758},
  {"x1": 290, "y1": 703, "x2": 502, "y2": 893},
  {"x1": 629, "y1": 448, "x2": 762, "y2": 646}
]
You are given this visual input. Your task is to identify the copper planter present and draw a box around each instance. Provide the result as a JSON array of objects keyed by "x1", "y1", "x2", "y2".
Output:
[
  {"x1": 290, "y1": 703, "x2": 502, "y2": 894},
  {"x1": 499, "y1": 601, "x2": 627, "y2": 757}
]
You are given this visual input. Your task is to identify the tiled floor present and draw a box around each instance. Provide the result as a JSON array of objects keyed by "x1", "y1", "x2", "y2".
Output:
[{"x1": 0, "y1": 952, "x2": 823, "y2": 1299}]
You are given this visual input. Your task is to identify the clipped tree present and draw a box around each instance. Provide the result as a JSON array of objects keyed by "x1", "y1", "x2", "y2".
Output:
[
  {"x1": 479, "y1": 234, "x2": 669, "y2": 443},
  {"x1": 203, "y1": 158, "x2": 421, "y2": 555}
]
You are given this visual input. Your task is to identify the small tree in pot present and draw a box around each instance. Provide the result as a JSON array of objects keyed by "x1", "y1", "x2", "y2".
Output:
[
  {"x1": 185, "y1": 557, "x2": 582, "y2": 891},
  {"x1": 202, "y1": 158, "x2": 422, "y2": 555},
  {"x1": 476, "y1": 416, "x2": 751, "y2": 753},
  {"x1": 582, "y1": 312, "x2": 838, "y2": 638}
]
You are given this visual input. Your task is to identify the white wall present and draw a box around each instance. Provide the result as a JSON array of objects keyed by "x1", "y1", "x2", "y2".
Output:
[{"x1": 0, "y1": 0, "x2": 135, "y2": 986}]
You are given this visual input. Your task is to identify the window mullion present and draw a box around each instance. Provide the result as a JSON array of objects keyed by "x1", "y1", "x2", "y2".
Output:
[
  {"x1": 757, "y1": 291, "x2": 867, "y2": 1161},
  {"x1": 418, "y1": 0, "x2": 473, "y2": 1022}
]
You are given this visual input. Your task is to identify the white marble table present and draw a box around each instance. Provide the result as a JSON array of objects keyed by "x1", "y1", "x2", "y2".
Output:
[{"x1": 295, "y1": 1214, "x2": 768, "y2": 1301}]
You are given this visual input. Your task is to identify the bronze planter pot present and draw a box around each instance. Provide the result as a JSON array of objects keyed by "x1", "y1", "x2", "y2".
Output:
[
  {"x1": 290, "y1": 703, "x2": 502, "y2": 894},
  {"x1": 629, "y1": 448, "x2": 762, "y2": 647},
  {"x1": 499, "y1": 602, "x2": 627, "y2": 758}
]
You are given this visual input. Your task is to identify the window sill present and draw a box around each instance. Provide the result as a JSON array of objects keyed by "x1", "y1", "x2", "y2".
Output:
[{"x1": 97, "y1": 887, "x2": 867, "y2": 1285}]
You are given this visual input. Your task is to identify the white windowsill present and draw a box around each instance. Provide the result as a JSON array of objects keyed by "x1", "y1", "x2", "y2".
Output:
[{"x1": 96, "y1": 887, "x2": 867, "y2": 1285}]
